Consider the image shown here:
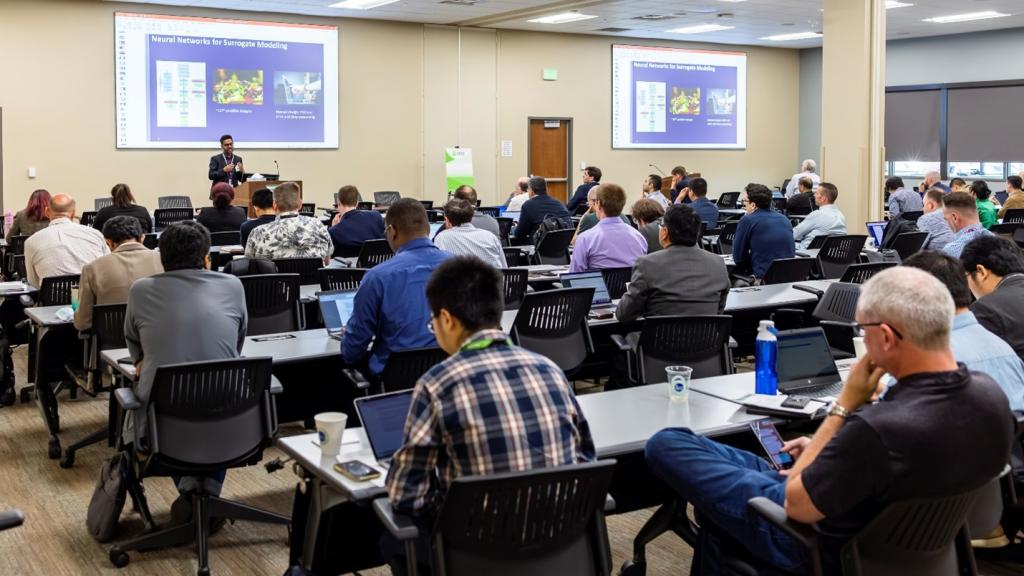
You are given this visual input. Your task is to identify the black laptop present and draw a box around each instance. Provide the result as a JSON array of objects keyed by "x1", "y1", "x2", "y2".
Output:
[
  {"x1": 353, "y1": 390, "x2": 414, "y2": 468},
  {"x1": 776, "y1": 327, "x2": 845, "y2": 399}
]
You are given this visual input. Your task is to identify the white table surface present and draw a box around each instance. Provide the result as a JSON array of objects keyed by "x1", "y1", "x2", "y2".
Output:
[
  {"x1": 690, "y1": 358, "x2": 856, "y2": 403},
  {"x1": 24, "y1": 305, "x2": 72, "y2": 327},
  {"x1": 277, "y1": 429, "x2": 388, "y2": 502}
]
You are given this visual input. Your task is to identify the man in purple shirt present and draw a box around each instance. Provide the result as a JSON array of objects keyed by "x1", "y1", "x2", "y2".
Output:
[{"x1": 570, "y1": 183, "x2": 648, "y2": 272}]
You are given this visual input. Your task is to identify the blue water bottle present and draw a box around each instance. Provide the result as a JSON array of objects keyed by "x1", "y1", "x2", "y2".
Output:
[{"x1": 755, "y1": 320, "x2": 778, "y2": 395}]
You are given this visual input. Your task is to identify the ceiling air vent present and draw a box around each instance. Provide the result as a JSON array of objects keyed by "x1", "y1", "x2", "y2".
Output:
[
  {"x1": 596, "y1": 27, "x2": 630, "y2": 32},
  {"x1": 439, "y1": 0, "x2": 478, "y2": 5},
  {"x1": 633, "y1": 14, "x2": 676, "y2": 21}
]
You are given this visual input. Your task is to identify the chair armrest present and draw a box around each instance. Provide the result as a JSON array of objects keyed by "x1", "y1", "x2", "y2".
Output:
[
  {"x1": 343, "y1": 368, "x2": 371, "y2": 391},
  {"x1": 114, "y1": 387, "x2": 141, "y2": 410},
  {"x1": 746, "y1": 497, "x2": 819, "y2": 551},
  {"x1": 604, "y1": 494, "x2": 616, "y2": 513},
  {"x1": 269, "y1": 375, "x2": 283, "y2": 395},
  {"x1": 18, "y1": 295, "x2": 35, "y2": 308},
  {"x1": 372, "y1": 498, "x2": 420, "y2": 541},
  {"x1": 0, "y1": 510, "x2": 24, "y2": 531},
  {"x1": 609, "y1": 334, "x2": 632, "y2": 352}
]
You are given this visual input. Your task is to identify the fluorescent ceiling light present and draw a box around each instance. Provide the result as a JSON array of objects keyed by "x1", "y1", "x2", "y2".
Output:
[
  {"x1": 924, "y1": 11, "x2": 1009, "y2": 24},
  {"x1": 761, "y1": 31, "x2": 822, "y2": 41},
  {"x1": 885, "y1": 1, "x2": 914, "y2": 9},
  {"x1": 528, "y1": 12, "x2": 598, "y2": 24},
  {"x1": 717, "y1": 0, "x2": 747, "y2": 3},
  {"x1": 668, "y1": 24, "x2": 735, "y2": 34},
  {"x1": 328, "y1": 0, "x2": 399, "y2": 9}
]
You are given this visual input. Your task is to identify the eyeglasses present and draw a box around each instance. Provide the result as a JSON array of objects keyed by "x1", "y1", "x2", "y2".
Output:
[{"x1": 852, "y1": 321, "x2": 903, "y2": 340}]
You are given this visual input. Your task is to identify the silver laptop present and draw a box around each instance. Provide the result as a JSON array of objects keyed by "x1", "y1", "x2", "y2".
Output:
[
  {"x1": 354, "y1": 389, "x2": 415, "y2": 468},
  {"x1": 865, "y1": 221, "x2": 887, "y2": 247},
  {"x1": 318, "y1": 289, "x2": 357, "y2": 340},
  {"x1": 560, "y1": 271, "x2": 616, "y2": 316},
  {"x1": 776, "y1": 327, "x2": 845, "y2": 399}
]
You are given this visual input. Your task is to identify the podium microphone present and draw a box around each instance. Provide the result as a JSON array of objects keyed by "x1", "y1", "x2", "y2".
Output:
[
  {"x1": 274, "y1": 160, "x2": 280, "y2": 178},
  {"x1": 649, "y1": 163, "x2": 666, "y2": 175}
]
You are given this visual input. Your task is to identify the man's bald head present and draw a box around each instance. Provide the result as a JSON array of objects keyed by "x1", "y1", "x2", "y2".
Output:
[{"x1": 48, "y1": 194, "x2": 76, "y2": 219}]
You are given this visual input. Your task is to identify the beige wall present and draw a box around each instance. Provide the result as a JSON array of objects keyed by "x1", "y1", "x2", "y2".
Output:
[{"x1": 0, "y1": 0, "x2": 800, "y2": 213}]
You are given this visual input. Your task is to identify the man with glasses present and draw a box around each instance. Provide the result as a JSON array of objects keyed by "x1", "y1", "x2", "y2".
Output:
[
  {"x1": 341, "y1": 199, "x2": 453, "y2": 375},
  {"x1": 645, "y1": 266, "x2": 1013, "y2": 574},
  {"x1": 942, "y1": 192, "x2": 992, "y2": 258}
]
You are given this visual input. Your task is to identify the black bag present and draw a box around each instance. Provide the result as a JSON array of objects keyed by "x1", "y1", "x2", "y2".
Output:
[
  {"x1": 533, "y1": 213, "x2": 573, "y2": 247},
  {"x1": 86, "y1": 454, "x2": 128, "y2": 542},
  {"x1": 222, "y1": 257, "x2": 278, "y2": 277}
]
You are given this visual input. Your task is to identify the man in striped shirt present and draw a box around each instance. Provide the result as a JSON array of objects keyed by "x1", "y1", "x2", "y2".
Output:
[
  {"x1": 383, "y1": 256, "x2": 595, "y2": 573},
  {"x1": 432, "y1": 198, "x2": 507, "y2": 268}
]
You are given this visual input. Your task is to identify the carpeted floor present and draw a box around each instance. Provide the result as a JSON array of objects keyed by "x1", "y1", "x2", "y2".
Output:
[{"x1": 0, "y1": 347, "x2": 1020, "y2": 575}]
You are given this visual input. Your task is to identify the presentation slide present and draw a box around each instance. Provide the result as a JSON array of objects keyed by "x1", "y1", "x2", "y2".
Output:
[
  {"x1": 612, "y1": 44, "x2": 747, "y2": 149},
  {"x1": 115, "y1": 12, "x2": 339, "y2": 149}
]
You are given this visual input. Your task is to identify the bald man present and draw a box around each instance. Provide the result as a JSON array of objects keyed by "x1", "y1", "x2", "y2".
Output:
[
  {"x1": 505, "y1": 177, "x2": 531, "y2": 212},
  {"x1": 24, "y1": 194, "x2": 108, "y2": 287}
]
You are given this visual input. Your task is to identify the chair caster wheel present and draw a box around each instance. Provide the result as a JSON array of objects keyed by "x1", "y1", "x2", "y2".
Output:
[
  {"x1": 20, "y1": 388, "x2": 32, "y2": 403},
  {"x1": 109, "y1": 548, "x2": 130, "y2": 568},
  {"x1": 619, "y1": 560, "x2": 646, "y2": 576},
  {"x1": 0, "y1": 389, "x2": 13, "y2": 406},
  {"x1": 59, "y1": 450, "x2": 75, "y2": 469},
  {"x1": 48, "y1": 438, "x2": 61, "y2": 459},
  {"x1": 197, "y1": 568, "x2": 210, "y2": 576}
]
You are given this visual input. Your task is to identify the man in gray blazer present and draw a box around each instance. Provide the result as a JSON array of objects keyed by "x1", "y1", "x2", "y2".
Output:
[
  {"x1": 616, "y1": 204, "x2": 731, "y2": 324},
  {"x1": 124, "y1": 221, "x2": 247, "y2": 512}
]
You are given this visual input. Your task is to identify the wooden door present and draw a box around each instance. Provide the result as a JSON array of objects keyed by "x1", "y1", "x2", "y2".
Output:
[{"x1": 528, "y1": 118, "x2": 571, "y2": 204}]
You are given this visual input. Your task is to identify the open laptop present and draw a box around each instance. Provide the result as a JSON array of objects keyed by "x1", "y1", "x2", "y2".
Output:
[
  {"x1": 776, "y1": 327, "x2": 845, "y2": 399},
  {"x1": 318, "y1": 289, "x2": 357, "y2": 340},
  {"x1": 429, "y1": 222, "x2": 444, "y2": 239},
  {"x1": 354, "y1": 389, "x2": 415, "y2": 468},
  {"x1": 560, "y1": 271, "x2": 616, "y2": 316},
  {"x1": 865, "y1": 220, "x2": 887, "y2": 247}
]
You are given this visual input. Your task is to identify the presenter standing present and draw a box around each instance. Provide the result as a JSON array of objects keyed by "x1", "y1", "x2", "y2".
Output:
[{"x1": 208, "y1": 134, "x2": 245, "y2": 188}]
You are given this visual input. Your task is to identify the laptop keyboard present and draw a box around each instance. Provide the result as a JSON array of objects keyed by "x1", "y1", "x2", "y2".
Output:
[{"x1": 796, "y1": 381, "x2": 845, "y2": 399}]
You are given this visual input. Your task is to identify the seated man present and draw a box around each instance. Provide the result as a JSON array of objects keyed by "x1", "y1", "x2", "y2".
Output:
[
  {"x1": 572, "y1": 186, "x2": 630, "y2": 243},
  {"x1": 684, "y1": 178, "x2": 718, "y2": 228},
  {"x1": 630, "y1": 199, "x2": 665, "y2": 255},
  {"x1": 792, "y1": 182, "x2": 846, "y2": 250},
  {"x1": 239, "y1": 187, "x2": 276, "y2": 246},
  {"x1": 784, "y1": 159, "x2": 820, "y2": 198},
  {"x1": 998, "y1": 175, "x2": 1024, "y2": 219},
  {"x1": 452, "y1": 184, "x2": 500, "y2": 239},
  {"x1": 785, "y1": 177, "x2": 816, "y2": 215},
  {"x1": 886, "y1": 176, "x2": 923, "y2": 218},
  {"x1": 383, "y1": 256, "x2": 595, "y2": 573},
  {"x1": 963, "y1": 234, "x2": 1024, "y2": 361},
  {"x1": 74, "y1": 216, "x2": 163, "y2": 332},
  {"x1": 915, "y1": 188, "x2": 954, "y2": 250},
  {"x1": 942, "y1": 192, "x2": 992, "y2": 258},
  {"x1": 505, "y1": 177, "x2": 530, "y2": 212},
  {"x1": 124, "y1": 221, "x2": 247, "y2": 518},
  {"x1": 245, "y1": 181, "x2": 333, "y2": 263},
  {"x1": 24, "y1": 193, "x2": 108, "y2": 288},
  {"x1": 567, "y1": 166, "x2": 601, "y2": 214},
  {"x1": 569, "y1": 183, "x2": 647, "y2": 272},
  {"x1": 642, "y1": 174, "x2": 670, "y2": 210},
  {"x1": 903, "y1": 252, "x2": 1024, "y2": 410},
  {"x1": 645, "y1": 266, "x2": 1013, "y2": 574},
  {"x1": 433, "y1": 198, "x2": 506, "y2": 268},
  {"x1": 328, "y1": 184, "x2": 385, "y2": 255},
  {"x1": 511, "y1": 177, "x2": 570, "y2": 245},
  {"x1": 732, "y1": 183, "x2": 795, "y2": 281},
  {"x1": 342, "y1": 199, "x2": 452, "y2": 375},
  {"x1": 617, "y1": 204, "x2": 729, "y2": 324}
]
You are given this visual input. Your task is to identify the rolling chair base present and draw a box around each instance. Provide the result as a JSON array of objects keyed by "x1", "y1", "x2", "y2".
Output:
[{"x1": 619, "y1": 499, "x2": 699, "y2": 576}]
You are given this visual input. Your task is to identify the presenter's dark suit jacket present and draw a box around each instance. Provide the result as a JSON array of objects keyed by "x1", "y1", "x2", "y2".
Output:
[{"x1": 209, "y1": 154, "x2": 245, "y2": 188}]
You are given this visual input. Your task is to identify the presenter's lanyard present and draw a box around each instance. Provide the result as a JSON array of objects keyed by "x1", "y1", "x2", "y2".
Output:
[
  {"x1": 461, "y1": 336, "x2": 510, "y2": 353},
  {"x1": 223, "y1": 154, "x2": 234, "y2": 185}
]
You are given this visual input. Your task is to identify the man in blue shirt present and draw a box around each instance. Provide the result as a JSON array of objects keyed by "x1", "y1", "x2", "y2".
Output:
[
  {"x1": 670, "y1": 165, "x2": 691, "y2": 203},
  {"x1": 683, "y1": 177, "x2": 718, "y2": 228},
  {"x1": 341, "y1": 198, "x2": 452, "y2": 374},
  {"x1": 566, "y1": 166, "x2": 601, "y2": 214},
  {"x1": 731, "y1": 183, "x2": 795, "y2": 280},
  {"x1": 942, "y1": 192, "x2": 992, "y2": 259},
  {"x1": 329, "y1": 184, "x2": 385, "y2": 257},
  {"x1": 511, "y1": 176, "x2": 571, "y2": 245}
]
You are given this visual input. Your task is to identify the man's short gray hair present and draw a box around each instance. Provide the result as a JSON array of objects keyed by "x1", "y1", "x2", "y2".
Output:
[
  {"x1": 925, "y1": 170, "x2": 941, "y2": 180},
  {"x1": 857, "y1": 266, "x2": 953, "y2": 351},
  {"x1": 801, "y1": 159, "x2": 817, "y2": 173}
]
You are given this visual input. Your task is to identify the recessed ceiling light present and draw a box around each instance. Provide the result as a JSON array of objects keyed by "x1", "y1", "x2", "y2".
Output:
[
  {"x1": 885, "y1": 1, "x2": 914, "y2": 9},
  {"x1": 924, "y1": 11, "x2": 1009, "y2": 23},
  {"x1": 717, "y1": 0, "x2": 747, "y2": 3},
  {"x1": 668, "y1": 23, "x2": 735, "y2": 34},
  {"x1": 761, "y1": 31, "x2": 822, "y2": 41},
  {"x1": 328, "y1": 0, "x2": 399, "y2": 9},
  {"x1": 527, "y1": 11, "x2": 599, "y2": 24}
]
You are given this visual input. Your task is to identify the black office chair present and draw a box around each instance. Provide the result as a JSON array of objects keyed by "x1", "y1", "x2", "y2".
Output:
[
  {"x1": 272, "y1": 257, "x2": 322, "y2": 285},
  {"x1": 418, "y1": 200, "x2": 434, "y2": 212},
  {"x1": 988, "y1": 222, "x2": 1021, "y2": 237},
  {"x1": 376, "y1": 347, "x2": 448, "y2": 394},
  {"x1": 1003, "y1": 209, "x2": 1024, "y2": 225},
  {"x1": 299, "y1": 203, "x2": 316, "y2": 216},
  {"x1": 208, "y1": 231, "x2": 241, "y2": 247},
  {"x1": 496, "y1": 217, "x2": 514, "y2": 247},
  {"x1": 717, "y1": 192, "x2": 740, "y2": 208},
  {"x1": 357, "y1": 239, "x2": 395, "y2": 268},
  {"x1": 574, "y1": 203, "x2": 590, "y2": 216},
  {"x1": 1013, "y1": 227, "x2": 1024, "y2": 249},
  {"x1": 502, "y1": 247, "x2": 524, "y2": 267},
  {"x1": 813, "y1": 282, "x2": 861, "y2": 359},
  {"x1": 532, "y1": 229, "x2": 574, "y2": 266},
  {"x1": 771, "y1": 197, "x2": 788, "y2": 213},
  {"x1": 716, "y1": 221, "x2": 740, "y2": 255},
  {"x1": 109, "y1": 357, "x2": 289, "y2": 575},
  {"x1": 900, "y1": 210, "x2": 924, "y2": 223},
  {"x1": 95, "y1": 197, "x2": 113, "y2": 210},
  {"x1": 890, "y1": 231, "x2": 929, "y2": 261},
  {"x1": 240, "y1": 274, "x2": 301, "y2": 335},
  {"x1": 374, "y1": 191, "x2": 401, "y2": 206},
  {"x1": 153, "y1": 208, "x2": 194, "y2": 230},
  {"x1": 222, "y1": 258, "x2": 277, "y2": 277},
  {"x1": 840, "y1": 262, "x2": 896, "y2": 284},
  {"x1": 477, "y1": 206, "x2": 500, "y2": 218},
  {"x1": 816, "y1": 235, "x2": 867, "y2": 280},
  {"x1": 806, "y1": 234, "x2": 835, "y2": 250},
  {"x1": 27, "y1": 274, "x2": 80, "y2": 306},
  {"x1": 142, "y1": 233, "x2": 159, "y2": 250},
  {"x1": 157, "y1": 195, "x2": 193, "y2": 209},
  {"x1": 319, "y1": 267, "x2": 367, "y2": 292},
  {"x1": 510, "y1": 288, "x2": 594, "y2": 378},
  {"x1": 357, "y1": 201, "x2": 375, "y2": 211},
  {"x1": 500, "y1": 268, "x2": 528, "y2": 311},
  {"x1": 80, "y1": 211, "x2": 97, "y2": 227},
  {"x1": 4, "y1": 234, "x2": 27, "y2": 279},
  {"x1": 601, "y1": 267, "x2": 632, "y2": 300},
  {"x1": 761, "y1": 258, "x2": 815, "y2": 285},
  {"x1": 374, "y1": 460, "x2": 615, "y2": 576},
  {"x1": 612, "y1": 315, "x2": 734, "y2": 388},
  {"x1": 11, "y1": 255, "x2": 26, "y2": 282}
]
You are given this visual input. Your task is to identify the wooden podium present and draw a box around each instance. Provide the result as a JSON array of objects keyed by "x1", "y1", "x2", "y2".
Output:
[{"x1": 232, "y1": 180, "x2": 302, "y2": 217}]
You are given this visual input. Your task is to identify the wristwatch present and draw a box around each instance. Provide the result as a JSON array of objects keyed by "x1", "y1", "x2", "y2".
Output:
[{"x1": 827, "y1": 403, "x2": 851, "y2": 419}]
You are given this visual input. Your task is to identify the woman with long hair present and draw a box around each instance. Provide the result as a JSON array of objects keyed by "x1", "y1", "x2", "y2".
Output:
[
  {"x1": 197, "y1": 182, "x2": 246, "y2": 232},
  {"x1": 93, "y1": 183, "x2": 153, "y2": 233},
  {"x1": 9, "y1": 188, "x2": 51, "y2": 237}
]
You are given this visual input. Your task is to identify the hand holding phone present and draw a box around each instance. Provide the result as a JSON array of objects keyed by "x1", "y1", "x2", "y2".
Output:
[{"x1": 750, "y1": 420, "x2": 794, "y2": 471}]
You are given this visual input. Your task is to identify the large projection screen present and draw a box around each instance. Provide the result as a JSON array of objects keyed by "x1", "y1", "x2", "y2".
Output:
[
  {"x1": 115, "y1": 12, "x2": 339, "y2": 149},
  {"x1": 612, "y1": 44, "x2": 747, "y2": 149}
]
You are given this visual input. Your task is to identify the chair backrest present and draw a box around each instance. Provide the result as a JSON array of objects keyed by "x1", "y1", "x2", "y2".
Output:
[
  {"x1": 717, "y1": 221, "x2": 740, "y2": 254},
  {"x1": 299, "y1": 203, "x2": 316, "y2": 216},
  {"x1": 600, "y1": 267, "x2": 632, "y2": 300},
  {"x1": 1014, "y1": 227, "x2": 1024, "y2": 249},
  {"x1": 762, "y1": 258, "x2": 815, "y2": 285},
  {"x1": 434, "y1": 461, "x2": 615, "y2": 576},
  {"x1": 500, "y1": 268, "x2": 529, "y2": 311},
  {"x1": 379, "y1": 346, "x2": 448, "y2": 394},
  {"x1": 900, "y1": 210, "x2": 924, "y2": 223},
  {"x1": 374, "y1": 191, "x2": 401, "y2": 206},
  {"x1": 222, "y1": 258, "x2": 278, "y2": 277},
  {"x1": 208, "y1": 230, "x2": 241, "y2": 247},
  {"x1": 158, "y1": 195, "x2": 193, "y2": 209},
  {"x1": 142, "y1": 233, "x2": 159, "y2": 250},
  {"x1": 891, "y1": 231, "x2": 929, "y2": 260},
  {"x1": 7, "y1": 235, "x2": 28, "y2": 255},
  {"x1": 511, "y1": 288, "x2": 594, "y2": 375},
  {"x1": 356, "y1": 239, "x2": 395, "y2": 268},
  {"x1": 771, "y1": 197, "x2": 788, "y2": 213},
  {"x1": 533, "y1": 229, "x2": 574, "y2": 265},
  {"x1": 357, "y1": 201, "x2": 375, "y2": 211},
  {"x1": 39, "y1": 274, "x2": 80, "y2": 306},
  {"x1": 840, "y1": 262, "x2": 896, "y2": 284},
  {"x1": 148, "y1": 357, "x2": 275, "y2": 467},
  {"x1": 94, "y1": 197, "x2": 113, "y2": 210},
  {"x1": 807, "y1": 234, "x2": 835, "y2": 250},
  {"x1": 502, "y1": 247, "x2": 524, "y2": 267},
  {"x1": 1002, "y1": 208, "x2": 1024, "y2": 224},
  {"x1": 92, "y1": 304, "x2": 128, "y2": 351},
  {"x1": 153, "y1": 208, "x2": 194, "y2": 229},
  {"x1": 636, "y1": 315, "x2": 734, "y2": 384},
  {"x1": 812, "y1": 282, "x2": 861, "y2": 323},
  {"x1": 496, "y1": 217, "x2": 514, "y2": 247},
  {"x1": 239, "y1": 274, "x2": 301, "y2": 335},
  {"x1": 478, "y1": 206, "x2": 501, "y2": 218},
  {"x1": 817, "y1": 235, "x2": 867, "y2": 280},
  {"x1": 419, "y1": 200, "x2": 434, "y2": 212},
  {"x1": 80, "y1": 211, "x2": 97, "y2": 227},
  {"x1": 717, "y1": 192, "x2": 740, "y2": 208},
  {"x1": 319, "y1": 267, "x2": 367, "y2": 291},
  {"x1": 272, "y1": 257, "x2": 322, "y2": 285},
  {"x1": 11, "y1": 255, "x2": 26, "y2": 281}
]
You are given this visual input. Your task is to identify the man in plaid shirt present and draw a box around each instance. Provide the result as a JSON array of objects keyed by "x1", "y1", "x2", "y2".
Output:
[{"x1": 382, "y1": 255, "x2": 595, "y2": 573}]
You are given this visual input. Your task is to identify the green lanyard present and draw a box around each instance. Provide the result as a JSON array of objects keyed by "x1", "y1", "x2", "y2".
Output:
[{"x1": 461, "y1": 337, "x2": 510, "y2": 353}]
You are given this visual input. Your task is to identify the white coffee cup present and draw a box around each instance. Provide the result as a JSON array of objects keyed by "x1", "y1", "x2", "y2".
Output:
[
  {"x1": 315, "y1": 412, "x2": 348, "y2": 456},
  {"x1": 853, "y1": 336, "x2": 867, "y2": 360}
]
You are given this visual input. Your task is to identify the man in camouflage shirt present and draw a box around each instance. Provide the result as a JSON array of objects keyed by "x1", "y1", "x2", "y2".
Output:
[{"x1": 244, "y1": 181, "x2": 333, "y2": 263}]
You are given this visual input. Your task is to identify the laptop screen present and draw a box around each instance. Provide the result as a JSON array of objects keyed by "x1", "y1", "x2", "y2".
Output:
[
  {"x1": 560, "y1": 271, "x2": 612, "y2": 305},
  {"x1": 356, "y1": 390, "x2": 414, "y2": 461},
  {"x1": 429, "y1": 222, "x2": 444, "y2": 239},
  {"x1": 319, "y1": 290, "x2": 357, "y2": 333},
  {"x1": 865, "y1": 221, "x2": 887, "y2": 246},
  {"x1": 776, "y1": 328, "x2": 840, "y2": 389}
]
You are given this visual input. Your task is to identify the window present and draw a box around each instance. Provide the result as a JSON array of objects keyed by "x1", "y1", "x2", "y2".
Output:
[
  {"x1": 948, "y1": 162, "x2": 1003, "y2": 180},
  {"x1": 1010, "y1": 163, "x2": 1024, "y2": 177},
  {"x1": 891, "y1": 161, "x2": 940, "y2": 177}
]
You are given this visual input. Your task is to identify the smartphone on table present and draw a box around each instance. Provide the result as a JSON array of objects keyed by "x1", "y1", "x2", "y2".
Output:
[
  {"x1": 334, "y1": 460, "x2": 381, "y2": 482},
  {"x1": 750, "y1": 420, "x2": 794, "y2": 471}
]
